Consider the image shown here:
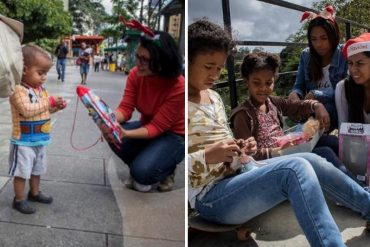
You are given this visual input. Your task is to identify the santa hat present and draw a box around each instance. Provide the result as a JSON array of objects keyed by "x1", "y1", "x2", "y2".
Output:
[
  {"x1": 300, "y1": 5, "x2": 335, "y2": 24},
  {"x1": 342, "y1": 33, "x2": 370, "y2": 59}
]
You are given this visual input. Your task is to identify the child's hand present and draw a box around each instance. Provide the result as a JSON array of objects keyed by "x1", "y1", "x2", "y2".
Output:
[
  {"x1": 55, "y1": 96, "x2": 67, "y2": 109},
  {"x1": 313, "y1": 103, "x2": 330, "y2": 131},
  {"x1": 243, "y1": 137, "x2": 257, "y2": 156},
  {"x1": 205, "y1": 139, "x2": 240, "y2": 164}
]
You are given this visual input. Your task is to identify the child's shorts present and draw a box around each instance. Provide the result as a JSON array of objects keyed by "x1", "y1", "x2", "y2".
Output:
[{"x1": 8, "y1": 144, "x2": 47, "y2": 179}]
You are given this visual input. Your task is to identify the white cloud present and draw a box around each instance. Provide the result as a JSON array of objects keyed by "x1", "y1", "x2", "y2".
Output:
[{"x1": 188, "y1": 0, "x2": 317, "y2": 51}]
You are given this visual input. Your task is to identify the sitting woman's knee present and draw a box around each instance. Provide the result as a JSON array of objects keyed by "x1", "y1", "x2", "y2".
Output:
[{"x1": 281, "y1": 157, "x2": 315, "y2": 175}]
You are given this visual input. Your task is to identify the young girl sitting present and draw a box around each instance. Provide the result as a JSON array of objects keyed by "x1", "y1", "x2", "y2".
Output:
[{"x1": 230, "y1": 52, "x2": 356, "y2": 180}]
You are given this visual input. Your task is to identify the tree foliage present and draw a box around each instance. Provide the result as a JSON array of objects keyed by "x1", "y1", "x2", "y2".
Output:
[
  {"x1": 69, "y1": 0, "x2": 108, "y2": 35},
  {"x1": 278, "y1": 0, "x2": 370, "y2": 96},
  {"x1": 100, "y1": 0, "x2": 140, "y2": 45},
  {"x1": 0, "y1": 0, "x2": 71, "y2": 44},
  {"x1": 103, "y1": 0, "x2": 177, "y2": 43}
]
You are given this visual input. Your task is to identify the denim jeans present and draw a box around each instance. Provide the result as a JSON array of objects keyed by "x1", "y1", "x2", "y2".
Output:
[
  {"x1": 56, "y1": 58, "x2": 66, "y2": 81},
  {"x1": 196, "y1": 153, "x2": 370, "y2": 247},
  {"x1": 314, "y1": 135, "x2": 358, "y2": 182},
  {"x1": 109, "y1": 121, "x2": 184, "y2": 185}
]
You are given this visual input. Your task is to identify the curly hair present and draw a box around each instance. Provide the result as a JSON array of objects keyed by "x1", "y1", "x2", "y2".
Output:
[
  {"x1": 307, "y1": 17, "x2": 340, "y2": 82},
  {"x1": 188, "y1": 19, "x2": 235, "y2": 63},
  {"x1": 241, "y1": 52, "x2": 280, "y2": 79},
  {"x1": 139, "y1": 31, "x2": 183, "y2": 78}
]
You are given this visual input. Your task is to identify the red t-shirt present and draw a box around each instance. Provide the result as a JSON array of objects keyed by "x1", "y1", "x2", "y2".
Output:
[{"x1": 116, "y1": 67, "x2": 185, "y2": 138}]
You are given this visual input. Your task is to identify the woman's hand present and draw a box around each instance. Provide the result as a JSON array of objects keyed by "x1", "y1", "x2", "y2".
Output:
[
  {"x1": 204, "y1": 139, "x2": 240, "y2": 164},
  {"x1": 314, "y1": 103, "x2": 330, "y2": 131},
  {"x1": 288, "y1": 92, "x2": 300, "y2": 102},
  {"x1": 243, "y1": 137, "x2": 257, "y2": 156},
  {"x1": 100, "y1": 122, "x2": 125, "y2": 144},
  {"x1": 304, "y1": 91, "x2": 316, "y2": 100}
]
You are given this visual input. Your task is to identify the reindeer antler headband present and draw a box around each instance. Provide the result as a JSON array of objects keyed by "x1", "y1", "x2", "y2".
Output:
[
  {"x1": 119, "y1": 16, "x2": 161, "y2": 47},
  {"x1": 300, "y1": 5, "x2": 336, "y2": 23}
]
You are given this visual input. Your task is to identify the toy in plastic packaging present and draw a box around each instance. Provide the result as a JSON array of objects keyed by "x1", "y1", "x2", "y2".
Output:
[{"x1": 76, "y1": 85, "x2": 122, "y2": 147}]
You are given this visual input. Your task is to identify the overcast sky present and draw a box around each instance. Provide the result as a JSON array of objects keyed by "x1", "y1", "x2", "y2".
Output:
[
  {"x1": 188, "y1": 0, "x2": 318, "y2": 51},
  {"x1": 102, "y1": 0, "x2": 113, "y2": 14}
]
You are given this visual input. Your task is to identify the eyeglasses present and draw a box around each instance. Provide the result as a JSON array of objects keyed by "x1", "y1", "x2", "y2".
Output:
[{"x1": 135, "y1": 54, "x2": 151, "y2": 65}]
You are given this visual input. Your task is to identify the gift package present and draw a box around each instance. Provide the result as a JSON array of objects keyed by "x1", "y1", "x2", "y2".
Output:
[
  {"x1": 275, "y1": 118, "x2": 321, "y2": 156},
  {"x1": 276, "y1": 124, "x2": 321, "y2": 156},
  {"x1": 339, "y1": 123, "x2": 370, "y2": 185}
]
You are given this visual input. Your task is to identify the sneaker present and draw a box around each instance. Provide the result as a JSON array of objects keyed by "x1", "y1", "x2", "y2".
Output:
[
  {"x1": 124, "y1": 175, "x2": 134, "y2": 189},
  {"x1": 158, "y1": 170, "x2": 176, "y2": 192},
  {"x1": 12, "y1": 198, "x2": 35, "y2": 214},
  {"x1": 28, "y1": 191, "x2": 53, "y2": 204},
  {"x1": 57, "y1": 75, "x2": 60, "y2": 80},
  {"x1": 133, "y1": 181, "x2": 152, "y2": 192}
]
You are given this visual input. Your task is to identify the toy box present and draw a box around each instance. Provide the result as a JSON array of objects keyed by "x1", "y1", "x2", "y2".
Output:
[
  {"x1": 76, "y1": 85, "x2": 122, "y2": 147},
  {"x1": 339, "y1": 123, "x2": 370, "y2": 185}
]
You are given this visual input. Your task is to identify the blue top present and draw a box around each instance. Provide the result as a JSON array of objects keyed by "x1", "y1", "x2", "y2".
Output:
[
  {"x1": 292, "y1": 45, "x2": 348, "y2": 103},
  {"x1": 291, "y1": 45, "x2": 347, "y2": 131}
]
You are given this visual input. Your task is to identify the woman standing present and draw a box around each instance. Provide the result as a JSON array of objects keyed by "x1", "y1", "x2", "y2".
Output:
[{"x1": 78, "y1": 42, "x2": 90, "y2": 85}]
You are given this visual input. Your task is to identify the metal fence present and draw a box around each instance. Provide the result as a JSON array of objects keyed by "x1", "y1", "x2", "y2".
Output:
[{"x1": 220, "y1": 0, "x2": 370, "y2": 109}]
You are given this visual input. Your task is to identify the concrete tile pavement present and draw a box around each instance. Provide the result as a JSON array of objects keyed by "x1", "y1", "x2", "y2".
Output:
[
  {"x1": 107, "y1": 155, "x2": 185, "y2": 247},
  {"x1": 189, "y1": 185, "x2": 369, "y2": 247},
  {"x1": 0, "y1": 65, "x2": 185, "y2": 247}
]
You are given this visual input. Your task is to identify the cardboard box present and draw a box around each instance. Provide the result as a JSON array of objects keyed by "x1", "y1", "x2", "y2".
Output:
[
  {"x1": 278, "y1": 124, "x2": 321, "y2": 156},
  {"x1": 339, "y1": 123, "x2": 370, "y2": 185}
]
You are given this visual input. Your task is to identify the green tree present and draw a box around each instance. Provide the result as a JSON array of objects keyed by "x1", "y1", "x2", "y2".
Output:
[
  {"x1": 0, "y1": 0, "x2": 71, "y2": 45},
  {"x1": 69, "y1": 0, "x2": 108, "y2": 35},
  {"x1": 101, "y1": 0, "x2": 140, "y2": 48},
  {"x1": 278, "y1": 0, "x2": 370, "y2": 96}
]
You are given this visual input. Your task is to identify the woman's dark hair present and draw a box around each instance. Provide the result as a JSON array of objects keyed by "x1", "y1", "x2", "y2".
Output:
[
  {"x1": 188, "y1": 19, "x2": 235, "y2": 63},
  {"x1": 307, "y1": 17, "x2": 340, "y2": 82},
  {"x1": 241, "y1": 52, "x2": 280, "y2": 79},
  {"x1": 344, "y1": 51, "x2": 370, "y2": 123},
  {"x1": 139, "y1": 31, "x2": 182, "y2": 78}
]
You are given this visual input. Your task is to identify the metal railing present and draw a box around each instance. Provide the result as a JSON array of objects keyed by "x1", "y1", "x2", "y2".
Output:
[{"x1": 220, "y1": 0, "x2": 370, "y2": 109}]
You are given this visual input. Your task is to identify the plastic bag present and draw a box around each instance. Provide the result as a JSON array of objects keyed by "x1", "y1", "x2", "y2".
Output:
[
  {"x1": 76, "y1": 57, "x2": 82, "y2": 66},
  {"x1": 0, "y1": 15, "x2": 23, "y2": 98}
]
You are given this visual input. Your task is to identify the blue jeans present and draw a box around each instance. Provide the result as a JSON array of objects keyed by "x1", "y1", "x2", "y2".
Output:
[
  {"x1": 109, "y1": 121, "x2": 184, "y2": 185},
  {"x1": 56, "y1": 58, "x2": 66, "y2": 81},
  {"x1": 196, "y1": 153, "x2": 370, "y2": 247},
  {"x1": 314, "y1": 135, "x2": 358, "y2": 182}
]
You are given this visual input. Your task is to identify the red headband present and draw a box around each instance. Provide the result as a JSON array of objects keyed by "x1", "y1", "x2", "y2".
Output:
[
  {"x1": 119, "y1": 16, "x2": 155, "y2": 38},
  {"x1": 300, "y1": 5, "x2": 335, "y2": 23}
]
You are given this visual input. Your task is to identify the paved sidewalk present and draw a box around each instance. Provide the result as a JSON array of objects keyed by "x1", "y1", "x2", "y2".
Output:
[
  {"x1": 189, "y1": 199, "x2": 369, "y2": 247},
  {"x1": 0, "y1": 65, "x2": 185, "y2": 247}
]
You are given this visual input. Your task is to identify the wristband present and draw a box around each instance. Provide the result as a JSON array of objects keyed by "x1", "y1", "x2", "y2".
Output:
[{"x1": 311, "y1": 101, "x2": 320, "y2": 112}]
